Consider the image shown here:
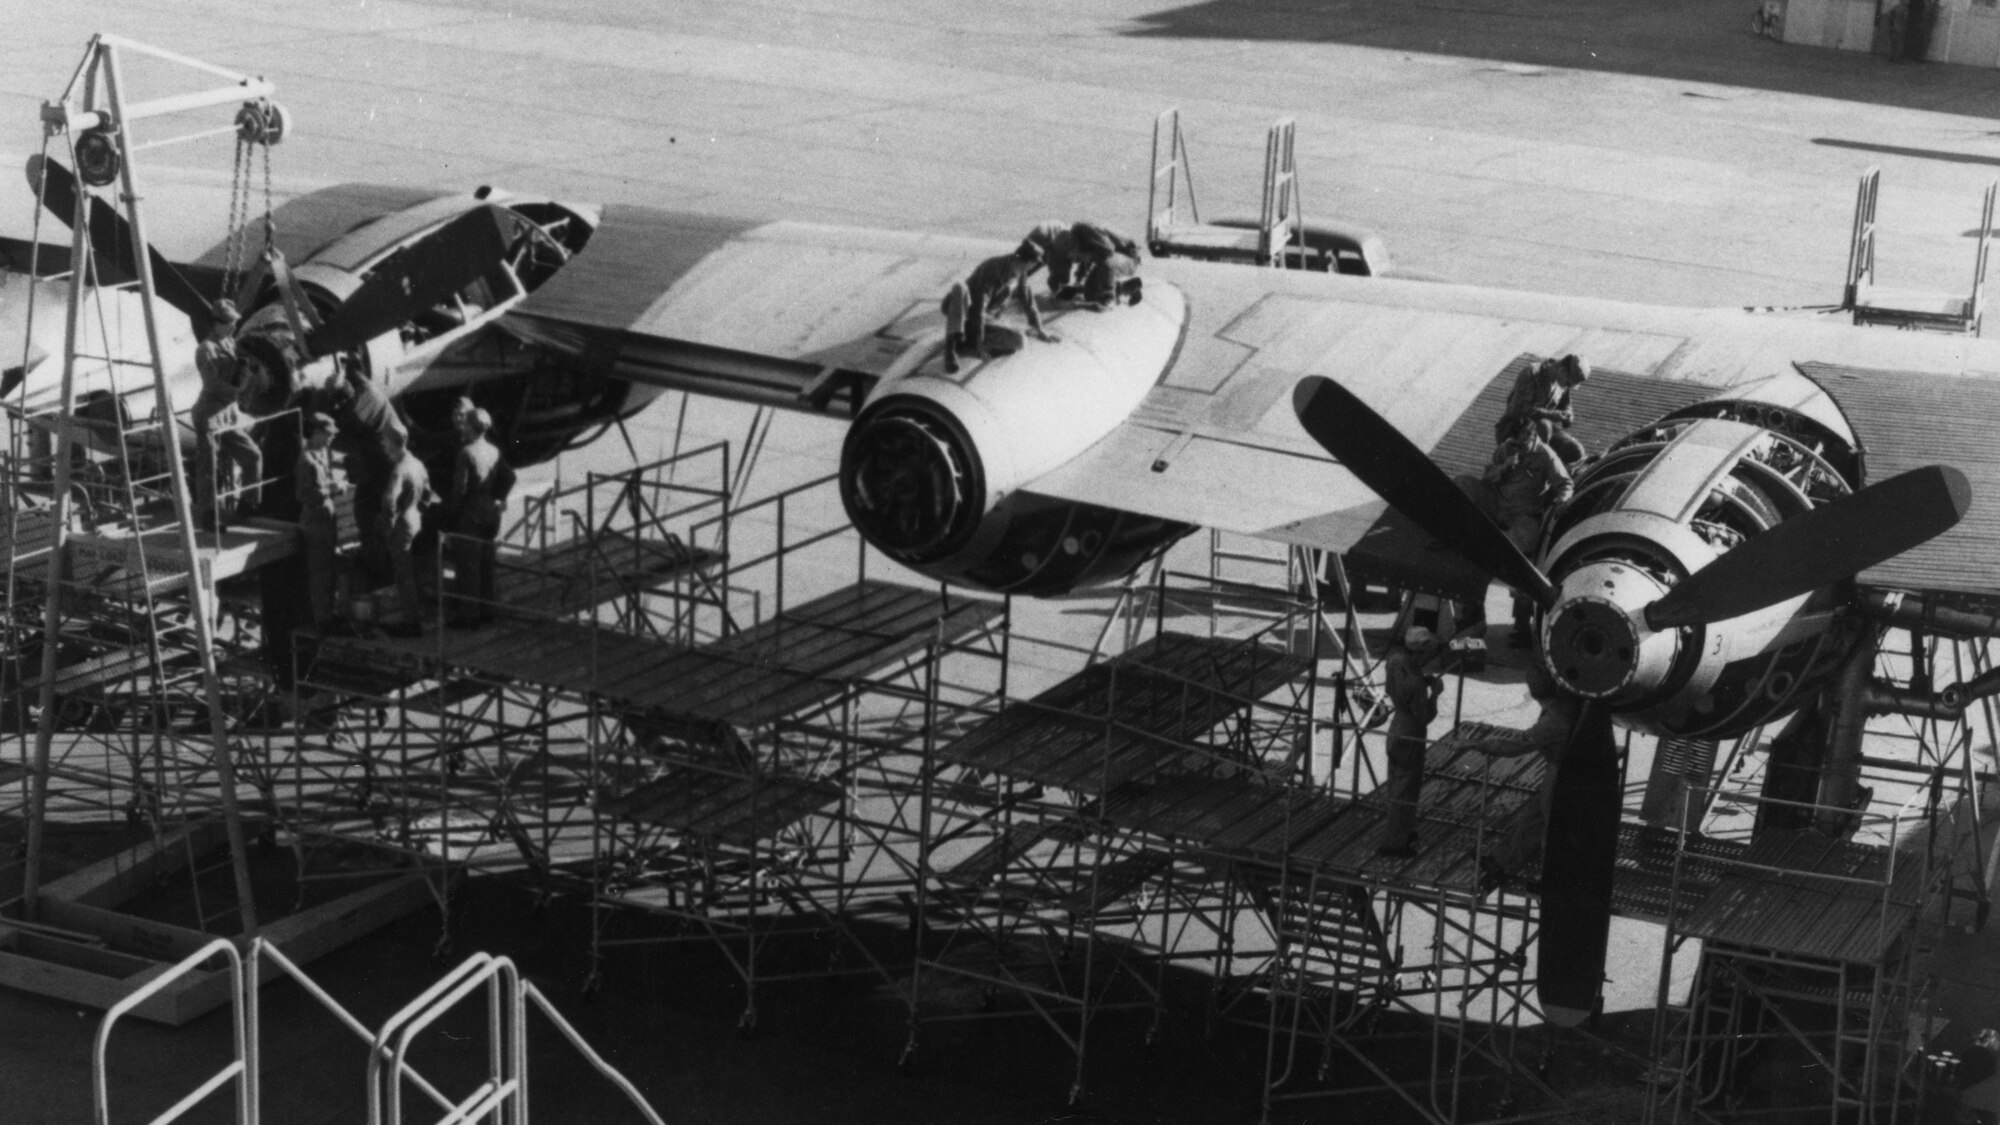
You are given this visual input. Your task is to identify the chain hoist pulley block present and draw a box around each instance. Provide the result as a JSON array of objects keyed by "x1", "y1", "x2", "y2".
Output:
[
  {"x1": 234, "y1": 99, "x2": 291, "y2": 147},
  {"x1": 74, "y1": 122, "x2": 122, "y2": 187}
]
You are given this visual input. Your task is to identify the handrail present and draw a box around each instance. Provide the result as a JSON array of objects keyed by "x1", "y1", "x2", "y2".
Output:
[
  {"x1": 250, "y1": 940, "x2": 458, "y2": 1118},
  {"x1": 369, "y1": 953, "x2": 516, "y2": 1125},
  {"x1": 95, "y1": 937, "x2": 249, "y2": 1125},
  {"x1": 522, "y1": 982, "x2": 668, "y2": 1125}
]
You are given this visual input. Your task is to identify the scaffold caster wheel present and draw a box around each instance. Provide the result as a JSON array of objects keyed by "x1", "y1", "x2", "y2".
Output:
[
  {"x1": 1535, "y1": 1051, "x2": 1553, "y2": 1080},
  {"x1": 1066, "y1": 1080, "x2": 1084, "y2": 1106},
  {"x1": 431, "y1": 936, "x2": 454, "y2": 965},
  {"x1": 1494, "y1": 1093, "x2": 1517, "y2": 1116},
  {"x1": 897, "y1": 1038, "x2": 918, "y2": 1073},
  {"x1": 579, "y1": 972, "x2": 603, "y2": 999},
  {"x1": 980, "y1": 987, "x2": 998, "y2": 1013},
  {"x1": 736, "y1": 1009, "x2": 759, "y2": 1038},
  {"x1": 1142, "y1": 1021, "x2": 1161, "y2": 1054}
]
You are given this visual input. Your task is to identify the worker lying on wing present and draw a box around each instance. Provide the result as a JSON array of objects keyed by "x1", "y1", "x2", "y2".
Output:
[{"x1": 941, "y1": 243, "x2": 1058, "y2": 374}]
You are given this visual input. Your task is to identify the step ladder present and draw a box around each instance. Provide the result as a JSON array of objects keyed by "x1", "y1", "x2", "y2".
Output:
[
  {"x1": 1147, "y1": 108, "x2": 1304, "y2": 269},
  {"x1": 16, "y1": 35, "x2": 281, "y2": 942},
  {"x1": 1843, "y1": 165, "x2": 1996, "y2": 334}
]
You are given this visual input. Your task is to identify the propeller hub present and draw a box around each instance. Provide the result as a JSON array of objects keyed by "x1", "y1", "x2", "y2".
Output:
[{"x1": 1544, "y1": 561, "x2": 1680, "y2": 701}]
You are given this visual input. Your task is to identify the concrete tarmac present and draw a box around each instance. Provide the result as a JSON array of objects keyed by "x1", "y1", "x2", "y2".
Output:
[{"x1": 9, "y1": 0, "x2": 2000, "y2": 1120}]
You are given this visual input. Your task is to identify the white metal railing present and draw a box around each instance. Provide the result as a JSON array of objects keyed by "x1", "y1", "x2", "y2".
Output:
[
  {"x1": 95, "y1": 938, "x2": 251, "y2": 1125},
  {"x1": 93, "y1": 938, "x2": 667, "y2": 1125}
]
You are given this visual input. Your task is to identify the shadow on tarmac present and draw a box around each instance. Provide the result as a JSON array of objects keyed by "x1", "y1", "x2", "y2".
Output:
[{"x1": 1123, "y1": 0, "x2": 2000, "y2": 120}]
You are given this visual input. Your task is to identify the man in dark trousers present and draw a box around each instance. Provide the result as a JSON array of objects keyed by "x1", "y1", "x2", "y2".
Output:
[
  {"x1": 1495, "y1": 354, "x2": 1590, "y2": 467},
  {"x1": 293, "y1": 412, "x2": 346, "y2": 630},
  {"x1": 1484, "y1": 418, "x2": 1575, "y2": 646},
  {"x1": 1379, "y1": 626, "x2": 1444, "y2": 858},
  {"x1": 940, "y1": 243, "x2": 1058, "y2": 374},
  {"x1": 446, "y1": 407, "x2": 511, "y2": 628},
  {"x1": 316, "y1": 370, "x2": 409, "y2": 591}
]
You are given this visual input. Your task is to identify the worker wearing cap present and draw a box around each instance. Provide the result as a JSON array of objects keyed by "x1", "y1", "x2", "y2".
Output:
[
  {"x1": 294, "y1": 412, "x2": 347, "y2": 629},
  {"x1": 1495, "y1": 353, "x2": 1590, "y2": 467},
  {"x1": 940, "y1": 244, "x2": 1058, "y2": 374},
  {"x1": 190, "y1": 299, "x2": 262, "y2": 530},
  {"x1": 1379, "y1": 626, "x2": 1444, "y2": 857},
  {"x1": 446, "y1": 406, "x2": 511, "y2": 628}
]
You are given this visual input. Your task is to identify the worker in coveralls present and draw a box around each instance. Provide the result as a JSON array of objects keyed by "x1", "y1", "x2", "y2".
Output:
[
  {"x1": 1483, "y1": 418, "x2": 1574, "y2": 647},
  {"x1": 1378, "y1": 626, "x2": 1444, "y2": 858},
  {"x1": 1495, "y1": 354, "x2": 1590, "y2": 467},
  {"x1": 190, "y1": 299, "x2": 261, "y2": 530},
  {"x1": 446, "y1": 407, "x2": 511, "y2": 628},
  {"x1": 379, "y1": 428, "x2": 432, "y2": 637},
  {"x1": 293, "y1": 412, "x2": 346, "y2": 630}
]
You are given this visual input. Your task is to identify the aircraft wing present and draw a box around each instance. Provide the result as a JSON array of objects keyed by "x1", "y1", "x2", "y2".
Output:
[
  {"x1": 498, "y1": 207, "x2": 1003, "y2": 410},
  {"x1": 1017, "y1": 266, "x2": 2000, "y2": 601}
]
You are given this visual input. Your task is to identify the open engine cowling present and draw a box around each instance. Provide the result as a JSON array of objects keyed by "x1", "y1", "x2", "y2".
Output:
[
  {"x1": 1534, "y1": 370, "x2": 1864, "y2": 739},
  {"x1": 840, "y1": 282, "x2": 1195, "y2": 596}
]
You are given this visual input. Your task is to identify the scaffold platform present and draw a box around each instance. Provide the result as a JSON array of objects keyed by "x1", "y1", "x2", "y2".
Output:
[
  {"x1": 307, "y1": 578, "x2": 999, "y2": 731},
  {"x1": 937, "y1": 631, "x2": 1310, "y2": 793},
  {"x1": 1102, "y1": 723, "x2": 1545, "y2": 895},
  {"x1": 1676, "y1": 829, "x2": 1928, "y2": 963}
]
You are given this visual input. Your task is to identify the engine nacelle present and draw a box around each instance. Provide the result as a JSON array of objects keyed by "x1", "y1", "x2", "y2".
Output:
[
  {"x1": 840, "y1": 282, "x2": 1195, "y2": 595},
  {"x1": 1535, "y1": 370, "x2": 1864, "y2": 740}
]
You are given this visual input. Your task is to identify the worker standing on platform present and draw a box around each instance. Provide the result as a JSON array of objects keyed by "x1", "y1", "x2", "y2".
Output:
[
  {"x1": 1379, "y1": 626, "x2": 1444, "y2": 858},
  {"x1": 1483, "y1": 418, "x2": 1574, "y2": 648},
  {"x1": 446, "y1": 407, "x2": 510, "y2": 629},
  {"x1": 1478, "y1": 663, "x2": 1581, "y2": 890},
  {"x1": 379, "y1": 428, "x2": 432, "y2": 638},
  {"x1": 294, "y1": 412, "x2": 346, "y2": 631},
  {"x1": 318, "y1": 370, "x2": 409, "y2": 592},
  {"x1": 190, "y1": 299, "x2": 261, "y2": 531},
  {"x1": 1494, "y1": 354, "x2": 1589, "y2": 467},
  {"x1": 940, "y1": 244, "x2": 1057, "y2": 374}
]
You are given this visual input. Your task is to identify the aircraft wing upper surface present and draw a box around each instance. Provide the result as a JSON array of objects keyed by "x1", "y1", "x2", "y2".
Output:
[
  {"x1": 1018, "y1": 261, "x2": 2000, "y2": 601},
  {"x1": 500, "y1": 207, "x2": 1007, "y2": 407}
]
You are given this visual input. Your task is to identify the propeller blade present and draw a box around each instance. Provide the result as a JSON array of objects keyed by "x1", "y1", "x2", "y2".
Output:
[
  {"x1": 309, "y1": 204, "x2": 511, "y2": 357},
  {"x1": 1643, "y1": 464, "x2": 1970, "y2": 631},
  {"x1": 1535, "y1": 700, "x2": 1619, "y2": 1028},
  {"x1": 1292, "y1": 375, "x2": 1557, "y2": 606},
  {"x1": 27, "y1": 156, "x2": 214, "y2": 335}
]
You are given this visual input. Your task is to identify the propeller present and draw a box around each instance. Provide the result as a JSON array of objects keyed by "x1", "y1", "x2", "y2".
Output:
[
  {"x1": 1292, "y1": 375, "x2": 1556, "y2": 607},
  {"x1": 27, "y1": 156, "x2": 215, "y2": 336},
  {"x1": 307, "y1": 204, "x2": 511, "y2": 357},
  {"x1": 1641, "y1": 464, "x2": 1970, "y2": 630},
  {"x1": 1533, "y1": 698, "x2": 1620, "y2": 1028},
  {"x1": 1291, "y1": 372, "x2": 1972, "y2": 1027}
]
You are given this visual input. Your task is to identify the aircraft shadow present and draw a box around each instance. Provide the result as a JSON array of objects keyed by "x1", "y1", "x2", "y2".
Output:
[{"x1": 1122, "y1": 0, "x2": 2000, "y2": 121}]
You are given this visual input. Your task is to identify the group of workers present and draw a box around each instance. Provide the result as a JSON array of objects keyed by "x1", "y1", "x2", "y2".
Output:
[
  {"x1": 1376, "y1": 352, "x2": 1593, "y2": 881},
  {"x1": 938, "y1": 220, "x2": 1144, "y2": 374},
  {"x1": 191, "y1": 297, "x2": 514, "y2": 640}
]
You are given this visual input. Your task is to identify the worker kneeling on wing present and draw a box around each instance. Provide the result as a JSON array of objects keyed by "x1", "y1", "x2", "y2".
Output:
[{"x1": 940, "y1": 242, "x2": 1059, "y2": 374}]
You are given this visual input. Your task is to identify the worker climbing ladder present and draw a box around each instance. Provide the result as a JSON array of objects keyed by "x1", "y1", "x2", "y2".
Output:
[
  {"x1": 1843, "y1": 165, "x2": 1996, "y2": 334},
  {"x1": 10, "y1": 36, "x2": 288, "y2": 948}
]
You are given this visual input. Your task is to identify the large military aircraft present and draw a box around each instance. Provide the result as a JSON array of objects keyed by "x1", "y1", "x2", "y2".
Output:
[{"x1": 8, "y1": 146, "x2": 2000, "y2": 1027}]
